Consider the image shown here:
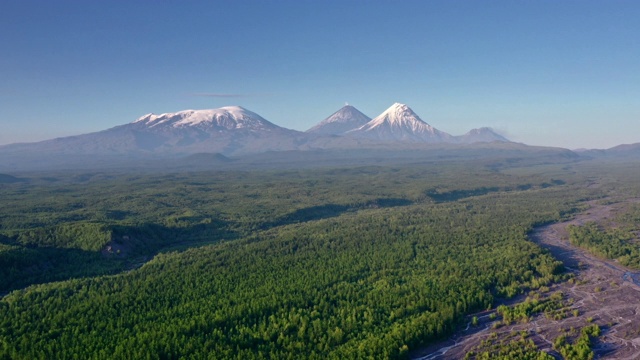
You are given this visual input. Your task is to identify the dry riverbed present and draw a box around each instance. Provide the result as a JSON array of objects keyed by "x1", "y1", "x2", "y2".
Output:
[{"x1": 412, "y1": 200, "x2": 640, "y2": 360}]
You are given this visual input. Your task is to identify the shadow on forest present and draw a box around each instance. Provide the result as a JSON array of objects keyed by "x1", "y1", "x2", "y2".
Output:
[
  {"x1": 0, "y1": 245, "x2": 126, "y2": 295},
  {"x1": 426, "y1": 180, "x2": 566, "y2": 203},
  {"x1": 0, "y1": 173, "x2": 28, "y2": 184},
  {"x1": 1, "y1": 197, "x2": 414, "y2": 295},
  {"x1": 426, "y1": 187, "x2": 502, "y2": 203},
  {"x1": 263, "y1": 198, "x2": 413, "y2": 228},
  {"x1": 527, "y1": 233, "x2": 582, "y2": 269},
  {"x1": 108, "y1": 218, "x2": 239, "y2": 254},
  {"x1": 0, "y1": 218, "x2": 239, "y2": 295}
]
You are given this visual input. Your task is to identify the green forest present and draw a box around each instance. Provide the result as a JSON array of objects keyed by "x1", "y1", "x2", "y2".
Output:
[
  {"x1": 0, "y1": 159, "x2": 638, "y2": 359},
  {"x1": 568, "y1": 202, "x2": 640, "y2": 268}
]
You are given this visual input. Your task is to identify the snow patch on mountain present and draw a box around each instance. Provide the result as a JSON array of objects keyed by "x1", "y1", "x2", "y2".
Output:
[
  {"x1": 346, "y1": 103, "x2": 452, "y2": 142},
  {"x1": 362, "y1": 103, "x2": 435, "y2": 132},
  {"x1": 133, "y1": 106, "x2": 278, "y2": 131}
]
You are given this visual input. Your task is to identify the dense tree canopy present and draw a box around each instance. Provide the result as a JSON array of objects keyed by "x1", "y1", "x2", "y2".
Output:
[{"x1": 0, "y1": 160, "x2": 635, "y2": 359}]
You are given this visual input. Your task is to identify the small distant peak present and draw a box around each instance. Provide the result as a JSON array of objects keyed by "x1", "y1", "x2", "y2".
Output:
[
  {"x1": 461, "y1": 127, "x2": 509, "y2": 143},
  {"x1": 468, "y1": 127, "x2": 498, "y2": 135},
  {"x1": 335, "y1": 104, "x2": 360, "y2": 114},
  {"x1": 306, "y1": 104, "x2": 371, "y2": 134}
]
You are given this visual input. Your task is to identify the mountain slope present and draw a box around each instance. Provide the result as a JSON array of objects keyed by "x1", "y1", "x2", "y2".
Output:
[
  {"x1": 582, "y1": 142, "x2": 640, "y2": 159},
  {"x1": 607, "y1": 142, "x2": 640, "y2": 153},
  {"x1": 306, "y1": 105, "x2": 371, "y2": 135},
  {"x1": 346, "y1": 103, "x2": 453, "y2": 142}
]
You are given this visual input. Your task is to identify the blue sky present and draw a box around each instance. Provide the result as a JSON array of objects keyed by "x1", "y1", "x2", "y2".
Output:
[{"x1": 1, "y1": 0, "x2": 639, "y2": 149}]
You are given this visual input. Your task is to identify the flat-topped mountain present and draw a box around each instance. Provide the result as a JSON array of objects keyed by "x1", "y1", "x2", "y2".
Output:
[
  {"x1": 132, "y1": 106, "x2": 281, "y2": 132},
  {"x1": 0, "y1": 106, "x2": 302, "y2": 155}
]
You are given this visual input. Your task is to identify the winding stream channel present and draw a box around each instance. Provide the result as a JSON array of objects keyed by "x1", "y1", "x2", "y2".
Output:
[{"x1": 412, "y1": 199, "x2": 640, "y2": 360}]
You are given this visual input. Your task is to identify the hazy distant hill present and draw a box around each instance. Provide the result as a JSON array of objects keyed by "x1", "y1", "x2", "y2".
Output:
[
  {"x1": 576, "y1": 142, "x2": 640, "y2": 159},
  {"x1": 455, "y1": 127, "x2": 509, "y2": 144},
  {"x1": 606, "y1": 143, "x2": 640, "y2": 155}
]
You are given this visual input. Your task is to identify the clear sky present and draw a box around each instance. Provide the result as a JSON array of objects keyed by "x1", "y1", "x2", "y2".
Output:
[{"x1": 1, "y1": 0, "x2": 639, "y2": 149}]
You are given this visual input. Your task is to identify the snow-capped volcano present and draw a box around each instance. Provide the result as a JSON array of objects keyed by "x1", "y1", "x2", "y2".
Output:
[
  {"x1": 306, "y1": 105, "x2": 371, "y2": 135},
  {"x1": 346, "y1": 103, "x2": 452, "y2": 142},
  {"x1": 0, "y1": 106, "x2": 302, "y2": 156},
  {"x1": 132, "y1": 106, "x2": 279, "y2": 131},
  {"x1": 123, "y1": 106, "x2": 301, "y2": 153}
]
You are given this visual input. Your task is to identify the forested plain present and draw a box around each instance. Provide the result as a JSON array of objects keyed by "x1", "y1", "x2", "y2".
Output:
[{"x1": 1, "y1": 158, "x2": 639, "y2": 359}]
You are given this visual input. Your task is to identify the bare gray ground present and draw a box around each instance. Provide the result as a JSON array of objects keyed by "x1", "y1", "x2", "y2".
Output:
[{"x1": 412, "y1": 200, "x2": 640, "y2": 360}]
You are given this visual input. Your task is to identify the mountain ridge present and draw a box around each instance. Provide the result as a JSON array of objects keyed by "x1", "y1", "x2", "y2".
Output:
[{"x1": 1, "y1": 103, "x2": 514, "y2": 156}]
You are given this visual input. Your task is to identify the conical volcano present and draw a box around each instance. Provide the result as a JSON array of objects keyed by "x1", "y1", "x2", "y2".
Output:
[
  {"x1": 346, "y1": 103, "x2": 452, "y2": 142},
  {"x1": 306, "y1": 105, "x2": 371, "y2": 135}
]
